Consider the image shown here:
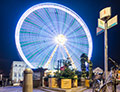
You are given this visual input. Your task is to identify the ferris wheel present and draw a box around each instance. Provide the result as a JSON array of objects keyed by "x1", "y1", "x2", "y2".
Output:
[{"x1": 15, "y1": 3, "x2": 93, "y2": 70}]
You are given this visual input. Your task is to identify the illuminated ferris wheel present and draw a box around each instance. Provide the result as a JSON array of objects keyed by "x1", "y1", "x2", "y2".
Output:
[{"x1": 15, "y1": 3, "x2": 93, "y2": 70}]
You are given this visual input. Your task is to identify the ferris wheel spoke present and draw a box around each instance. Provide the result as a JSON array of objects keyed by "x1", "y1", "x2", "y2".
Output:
[
  {"x1": 20, "y1": 39, "x2": 52, "y2": 47},
  {"x1": 62, "y1": 12, "x2": 67, "y2": 33},
  {"x1": 26, "y1": 45, "x2": 52, "y2": 60},
  {"x1": 63, "y1": 18, "x2": 76, "y2": 35},
  {"x1": 68, "y1": 40, "x2": 88, "y2": 47},
  {"x1": 20, "y1": 29, "x2": 41, "y2": 36},
  {"x1": 20, "y1": 28, "x2": 53, "y2": 39},
  {"x1": 24, "y1": 17, "x2": 42, "y2": 29},
  {"x1": 55, "y1": 9, "x2": 60, "y2": 34},
  {"x1": 24, "y1": 17, "x2": 54, "y2": 37},
  {"x1": 66, "y1": 26, "x2": 82, "y2": 36},
  {"x1": 63, "y1": 45, "x2": 76, "y2": 69},
  {"x1": 52, "y1": 49, "x2": 59, "y2": 69},
  {"x1": 67, "y1": 34, "x2": 87, "y2": 39},
  {"x1": 37, "y1": 45, "x2": 57, "y2": 67},
  {"x1": 44, "y1": 8, "x2": 57, "y2": 34},
  {"x1": 65, "y1": 44, "x2": 81, "y2": 65},
  {"x1": 50, "y1": 51, "x2": 57, "y2": 70},
  {"x1": 20, "y1": 41, "x2": 44, "y2": 47},
  {"x1": 60, "y1": 46, "x2": 66, "y2": 59},
  {"x1": 26, "y1": 43, "x2": 55, "y2": 61},
  {"x1": 68, "y1": 36, "x2": 88, "y2": 46},
  {"x1": 33, "y1": 11, "x2": 57, "y2": 35},
  {"x1": 20, "y1": 36, "x2": 53, "y2": 45},
  {"x1": 67, "y1": 41, "x2": 87, "y2": 55},
  {"x1": 43, "y1": 44, "x2": 59, "y2": 68}
]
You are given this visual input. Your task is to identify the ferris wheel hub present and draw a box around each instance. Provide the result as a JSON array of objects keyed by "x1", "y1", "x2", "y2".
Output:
[{"x1": 55, "y1": 34, "x2": 67, "y2": 45}]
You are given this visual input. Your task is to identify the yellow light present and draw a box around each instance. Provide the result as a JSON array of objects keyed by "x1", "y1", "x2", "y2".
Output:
[{"x1": 55, "y1": 34, "x2": 67, "y2": 45}]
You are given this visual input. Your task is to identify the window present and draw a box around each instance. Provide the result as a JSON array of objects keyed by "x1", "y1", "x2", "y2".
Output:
[
  {"x1": 22, "y1": 73, "x2": 24, "y2": 77},
  {"x1": 19, "y1": 65, "x2": 21, "y2": 67},
  {"x1": 14, "y1": 72, "x2": 17, "y2": 77},
  {"x1": 19, "y1": 73, "x2": 21, "y2": 77}
]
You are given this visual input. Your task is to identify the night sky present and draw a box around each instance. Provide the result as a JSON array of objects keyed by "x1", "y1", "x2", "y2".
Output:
[{"x1": 0, "y1": 0, "x2": 120, "y2": 75}]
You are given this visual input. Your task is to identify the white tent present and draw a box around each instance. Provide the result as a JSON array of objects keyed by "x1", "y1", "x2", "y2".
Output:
[{"x1": 93, "y1": 67, "x2": 103, "y2": 74}]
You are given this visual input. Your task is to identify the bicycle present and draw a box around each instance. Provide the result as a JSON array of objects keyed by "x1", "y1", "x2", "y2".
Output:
[
  {"x1": 92, "y1": 73, "x2": 104, "y2": 92},
  {"x1": 99, "y1": 57, "x2": 120, "y2": 92}
]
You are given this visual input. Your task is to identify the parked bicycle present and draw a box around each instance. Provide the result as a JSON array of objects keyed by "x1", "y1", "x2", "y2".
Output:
[
  {"x1": 99, "y1": 57, "x2": 120, "y2": 92},
  {"x1": 92, "y1": 72, "x2": 104, "y2": 92}
]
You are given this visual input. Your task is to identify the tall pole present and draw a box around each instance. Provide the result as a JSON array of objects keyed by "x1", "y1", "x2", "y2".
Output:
[
  {"x1": 98, "y1": 7, "x2": 118, "y2": 83},
  {"x1": 104, "y1": 22, "x2": 108, "y2": 82}
]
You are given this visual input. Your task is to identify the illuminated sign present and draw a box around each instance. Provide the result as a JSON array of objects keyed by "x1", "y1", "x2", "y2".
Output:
[
  {"x1": 100, "y1": 7, "x2": 111, "y2": 20},
  {"x1": 96, "y1": 27, "x2": 104, "y2": 35},
  {"x1": 107, "y1": 15, "x2": 118, "y2": 29},
  {"x1": 98, "y1": 19, "x2": 105, "y2": 29}
]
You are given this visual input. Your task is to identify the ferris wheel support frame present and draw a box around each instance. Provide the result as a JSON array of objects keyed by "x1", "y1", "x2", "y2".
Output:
[{"x1": 44, "y1": 44, "x2": 77, "y2": 69}]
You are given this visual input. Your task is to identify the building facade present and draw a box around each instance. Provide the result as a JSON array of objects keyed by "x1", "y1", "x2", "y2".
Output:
[{"x1": 10, "y1": 61, "x2": 28, "y2": 83}]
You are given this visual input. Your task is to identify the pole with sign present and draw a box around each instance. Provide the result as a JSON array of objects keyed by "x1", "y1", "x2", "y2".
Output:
[
  {"x1": 97, "y1": 7, "x2": 118, "y2": 83},
  {"x1": 104, "y1": 21, "x2": 108, "y2": 82}
]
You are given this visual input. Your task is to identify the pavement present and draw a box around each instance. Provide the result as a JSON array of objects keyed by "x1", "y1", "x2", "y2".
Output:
[
  {"x1": 0, "y1": 86, "x2": 45, "y2": 92},
  {"x1": 39, "y1": 86, "x2": 87, "y2": 92},
  {"x1": 0, "y1": 86, "x2": 87, "y2": 92}
]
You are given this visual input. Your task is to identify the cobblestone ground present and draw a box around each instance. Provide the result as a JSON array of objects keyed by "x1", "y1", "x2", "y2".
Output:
[{"x1": 0, "y1": 86, "x2": 45, "y2": 92}]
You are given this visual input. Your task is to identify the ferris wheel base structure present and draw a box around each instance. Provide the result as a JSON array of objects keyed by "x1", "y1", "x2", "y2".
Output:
[{"x1": 15, "y1": 3, "x2": 93, "y2": 71}]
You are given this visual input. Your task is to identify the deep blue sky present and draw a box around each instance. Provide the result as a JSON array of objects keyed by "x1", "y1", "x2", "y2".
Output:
[{"x1": 0, "y1": 0, "x2": 120, "y2": 75}]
